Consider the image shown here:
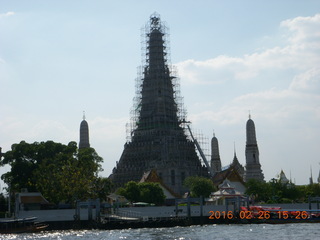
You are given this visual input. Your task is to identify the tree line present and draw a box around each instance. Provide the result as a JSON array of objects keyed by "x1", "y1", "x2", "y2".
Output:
[
  {"x1": 0, "y1": 141, "x2": 112, "y2": 205},
  {"x1": 245, "y1": 179, "x2": 320, "y2": 203},
  {"x1": 1, "y1": 140, "x2": 319, "y2": 207}
]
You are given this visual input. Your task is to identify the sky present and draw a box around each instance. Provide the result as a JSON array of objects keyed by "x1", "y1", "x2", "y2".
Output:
[{"x1": 0, "y1": 0, "x2": 320, "y2": 189}]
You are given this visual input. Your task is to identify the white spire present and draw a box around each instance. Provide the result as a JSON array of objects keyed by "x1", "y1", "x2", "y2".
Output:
[{"x1": 83, "y1": 111, "x2": 86, "y2": 120}]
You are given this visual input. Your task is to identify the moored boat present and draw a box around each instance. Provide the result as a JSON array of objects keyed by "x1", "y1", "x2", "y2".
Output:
[{"x1": 0, "y1": 217, "x2": 48, "y2": 234}]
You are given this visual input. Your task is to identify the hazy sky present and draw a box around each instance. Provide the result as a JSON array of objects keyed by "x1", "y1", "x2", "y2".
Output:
[{"x1": 1, "y1": 1, "x2": 320, "y2": 188}]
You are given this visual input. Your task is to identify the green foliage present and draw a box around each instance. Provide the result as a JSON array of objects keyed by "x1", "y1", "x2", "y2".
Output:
[
  {"x1": 245, "y1": 179, "x2": 272, "y2": 202},
  {"x1": 184, "y1": 176, "x2": 215, "y2": 198},
  {"x1": 0, "y1": 140, "x2": 108, "y2": 204},
  {"x1": 117, "y1": 181, "x2": 165, "y2": 205},
  {"x1": 139, "y1": 182, "x2": 165, "y2": 205},
  {"x1": 90, "y1": 177, "x2": 113, "y2": 201},
  {"x1": 305, "y1": 184, "x2": 320, "y2": 197},
  {"x1": 245, "y1": 179, "x2": 319, "y2": 203},
  {"x1": 117, "y1": 181, "x2": 141, "y2": 202}
]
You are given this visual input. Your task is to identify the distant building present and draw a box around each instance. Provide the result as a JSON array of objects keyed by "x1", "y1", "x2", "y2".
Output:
[
  {"x1": 244, "y1": 115, "x2": 264, "y2": 182},
  {"x1": 208, "y1": 179, "x2": 245, "y2": 205},
  {"x1": 79, "y1": 112, "x2": 90, "y2": 149},
  {"x1": 211, "y1": 164, "x2": 246, "y2": 194},
  {"x1": 15, "y1": 192, "x2": 51, "y2": 213},
  {"x1": 211, "y1": 132, "x2": 222, "y2": 175},
  {"x1": 139, "y1": 169, "x2": 179, "y2": 199},
  {"x1": 110, "y1": 13, "x2": 208, "y2": 195},
  {"x1": 210, "y1": 133, "x2": 245, "y2": 186},
  {"x1": 106, "y1": 193, "x2": 128, "y2": 206},
  {"x1": 278, "y1": 170, "x2": 289, "y2": 185}
]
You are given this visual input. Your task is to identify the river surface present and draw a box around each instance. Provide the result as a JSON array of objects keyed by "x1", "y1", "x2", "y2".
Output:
[{"x1": 1, "y1": 224, "x2": 319, "y2": 240}]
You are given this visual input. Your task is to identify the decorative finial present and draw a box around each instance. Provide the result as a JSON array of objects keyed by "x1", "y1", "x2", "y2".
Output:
[
  {"x1": 213, "y1": 129, "x2": 215, "y2": 138},
  {"x1": 150, "y1": 12, "x2": 161, "y2": 30},
  {"x1": 249, "y1": 110, "x2": 251, "y2": 119},
  {"x1": 83, "y1": 111, "x2": 86, "y2": 120},
  {"x1": 234, "y1": 141, "x2": 236, "y2": 156}
]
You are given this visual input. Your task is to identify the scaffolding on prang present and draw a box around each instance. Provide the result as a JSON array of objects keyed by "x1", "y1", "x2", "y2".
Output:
[{"x1": 126, "y1": 13, "x2": 187, "y2": 143}]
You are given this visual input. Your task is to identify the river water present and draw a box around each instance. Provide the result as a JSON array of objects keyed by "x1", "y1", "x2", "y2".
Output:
[{"x1": 1, "y1": 224, "x2": 320, "y2": 240}]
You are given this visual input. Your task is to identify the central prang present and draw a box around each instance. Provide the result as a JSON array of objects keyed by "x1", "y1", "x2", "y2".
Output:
[{"x1": 109, "y1": 13, "x2": 209, "y2": 196}]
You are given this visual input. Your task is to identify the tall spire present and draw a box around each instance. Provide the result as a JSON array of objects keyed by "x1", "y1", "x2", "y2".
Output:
[
  {"x1": 310, "y1": 165, "x2": 313, "y2": 185},
  {"x1": 79, "y1": 112, "x2": 90, "y2": 149},
  {"x1": 110, "y1": 13, "x2": 208, "y2": 195},
  {"x1": 244, "y1": 116, "x2": 264, "y2": 182},
  {"x1": 136, "y1": 13, "x2": 179, "y2": 133},
  {"x1": 211, "y1": 132, "x2": 221, "y2": 175},
  {"x1": 246, "y1": 114, "x2": 257, "y2": 145}
]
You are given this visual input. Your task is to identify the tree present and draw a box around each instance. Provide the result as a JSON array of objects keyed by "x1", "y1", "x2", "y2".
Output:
[
  {"x1": 1, "y1": 141, "x2": 42, "y2": 192},
  {"x1": 184, "y1": 176, "x2": 215, "y2": 198},
  {"x1": 302, "y1": 184, "x2": 320, "y2": 199},
  {"x1": 245, "y1": 179, "x2": 272, "y2": 202},
  {"x1": 139, "y1": 182, "x2": 165, "y2": 205},
  {"x1": 245, "y1": 179, "x2": 309, "y2": 203},
  {"x1": 117, "y1": 181, "x2": 165, "y2": 205},
  {"x1": 0, "y1": 140, "x2": 105, "y2": 204},
  {"x1": 117, "y1": 181, "x2": 141, "y2": 203},
  {"x1": 90, "y1": 177, "x2": 113, "y2": 201}
]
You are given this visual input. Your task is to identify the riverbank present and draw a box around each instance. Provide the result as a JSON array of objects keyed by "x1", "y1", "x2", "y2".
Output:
[
  {"x1": 41, "y1": 214, "x2": 320, "y2": 231},
  {"x1": 13, "y1": 203, "x2": 320, "y2": 231}
]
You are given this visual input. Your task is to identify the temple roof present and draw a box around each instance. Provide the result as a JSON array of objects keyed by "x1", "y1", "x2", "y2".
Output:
[
  {"x1": 139, "y1": 169, "x2": 180, "y2": 198},
  {"x1": 212, "y1": 164, "x2": 245, "y2": 187},
  {"x1": 279, "y1": 170, "x2": 289, "y2": 184}
]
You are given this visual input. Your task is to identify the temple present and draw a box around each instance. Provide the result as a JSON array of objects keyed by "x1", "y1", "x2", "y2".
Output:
[
  {"x1": 244, "y1": 115, "x2": 264, "y2": 181},
  {"x1": 210, "y1": 132, "x2": 222, "y2": 175},
  {"x1": 110, "y1": 13, "x2": 208, "y2": 195},
  {"x1": 79, "y1": 112, "x2": 90, "y2": 149}
]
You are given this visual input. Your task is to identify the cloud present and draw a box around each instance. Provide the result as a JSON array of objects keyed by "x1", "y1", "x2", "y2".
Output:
[
  {"x1": 0, "y1": 12, "x2": 15, "y2": 18},
  {"x1": 177, "y1": 14, "x2": 320, "y2": 125},
  {"x1": 176, "y1": 14, "x2": 320, "y2": 85},
  {"x1": 281, "y1": 14, "x2": 320, "y2": 46},
  {"x1": 289, "y1": 67, "x2": 320, "y2": 94},
  {"x1": 177, "y1": 57, "x2": 244, "y2": 85}
]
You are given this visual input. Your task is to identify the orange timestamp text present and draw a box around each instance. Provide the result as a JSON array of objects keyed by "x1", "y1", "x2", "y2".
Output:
[
  {"x1": 208, "y1": 211, "x2": 234, "y2": 219},
  {"x1": 208, "y1": 210, "x2": 309, "y2": 220}
]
